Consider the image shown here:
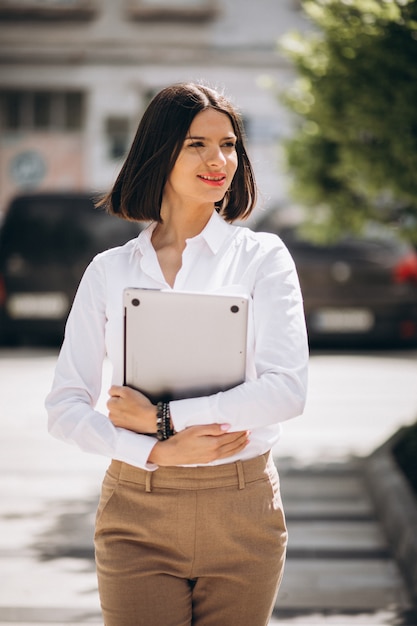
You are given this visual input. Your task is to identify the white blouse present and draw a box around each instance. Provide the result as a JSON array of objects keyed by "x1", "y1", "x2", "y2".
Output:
[{"x1": 46, "y1": 211, "x2": 309, "y2": 470}]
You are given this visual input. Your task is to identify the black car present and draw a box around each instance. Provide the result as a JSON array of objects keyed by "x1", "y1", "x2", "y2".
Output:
[
  {"x1": 0, "y1": 192, "x2": 143, "y2": 345},
  {"x1": 255, "y1": 210, "x2": 417, "y2": 346}
]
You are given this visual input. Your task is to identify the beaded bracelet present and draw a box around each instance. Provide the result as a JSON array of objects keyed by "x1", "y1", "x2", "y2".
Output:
[{"x1": 156, "y1": 401, "x2": 174, "y2": 441}]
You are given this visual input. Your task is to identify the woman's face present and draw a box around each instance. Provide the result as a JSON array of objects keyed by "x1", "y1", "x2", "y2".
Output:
[{"x1": 164, "y1": 108, "x2": 238, "y2": 210}]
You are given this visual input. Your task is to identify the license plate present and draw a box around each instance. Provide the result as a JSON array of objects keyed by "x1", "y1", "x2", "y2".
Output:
[
  {"x1": 7, "y1": 292, "x2": 69, "y2": 320},
  {"x1": 311, "y1": 308, "x2": 375, "y2": 333}
]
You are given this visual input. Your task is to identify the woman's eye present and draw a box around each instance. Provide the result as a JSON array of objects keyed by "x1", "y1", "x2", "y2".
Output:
[
  {"x1": 223, "y1": 142, "x2": 236, "y2": 149},
  {"x1": 188, "y1": 141, "x2": 204, "y2": 148}
]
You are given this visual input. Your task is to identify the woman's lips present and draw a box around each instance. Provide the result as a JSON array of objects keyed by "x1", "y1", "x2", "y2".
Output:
[{"x1": 197, "y1": 174, "x2": 227, "y2": 187}]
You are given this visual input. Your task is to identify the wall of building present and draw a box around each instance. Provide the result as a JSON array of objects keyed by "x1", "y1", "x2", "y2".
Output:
[{"x1": 0, "y1": 0, "x2": 310, "y2": 219}]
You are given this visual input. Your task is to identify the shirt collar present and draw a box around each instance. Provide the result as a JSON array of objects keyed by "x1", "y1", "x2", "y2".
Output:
[
  {"x1": 134, "y1": 210, "x2": 232, "y2": 257},
  {"x1": 189, "y1": 210, "x2": 231, "y2": 254}
]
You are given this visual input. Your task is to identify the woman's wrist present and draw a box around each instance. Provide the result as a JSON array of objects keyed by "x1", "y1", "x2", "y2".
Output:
[
  {"x1": 147, "y1": 439, "x2": 163, "y2": 465},
  {"x1": 141, "y1": 403, "x2": 158, "y2": 434}
]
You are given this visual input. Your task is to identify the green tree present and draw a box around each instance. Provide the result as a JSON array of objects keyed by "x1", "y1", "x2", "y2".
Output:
[{"x1": 280, "y1": 0, "x2": 417, "y2": 242}]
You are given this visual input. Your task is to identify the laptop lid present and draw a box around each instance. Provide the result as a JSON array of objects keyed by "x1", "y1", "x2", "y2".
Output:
[{"x1": 123, "y1": 288, "x2": 248, "y2": 403}]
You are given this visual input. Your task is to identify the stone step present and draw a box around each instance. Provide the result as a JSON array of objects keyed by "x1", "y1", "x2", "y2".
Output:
[
  {"x1": 274, "y1": 459, "x2": 414, "y2": 618},
  {"x1": 0, "y1": 606, "x2": 101, "y2": 624},
  {"x1": 270, "y1": 612, "x2": 416, "y2": 625},
  {"x1": 286, "y1": 520, "x2": 391, "y2": 559},
  {"x1": 279, "y1": 462, "x2": 375, "y2": 521},
  {"x1": 284, "y1": 500, "x2": 374, "y2": 521},
  {"x1": 276, "y1": 558, "x2": 410, "y2": 612}
]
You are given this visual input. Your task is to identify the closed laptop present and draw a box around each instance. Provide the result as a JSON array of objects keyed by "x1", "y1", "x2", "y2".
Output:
[{"x1": 123, "y1": 288, "x2": 248, "y2": 403}]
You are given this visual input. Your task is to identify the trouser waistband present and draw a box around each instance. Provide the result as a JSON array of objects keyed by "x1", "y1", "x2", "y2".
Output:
[{"x1": 108, "y1": 451, "x2": 273, "y2": 492}]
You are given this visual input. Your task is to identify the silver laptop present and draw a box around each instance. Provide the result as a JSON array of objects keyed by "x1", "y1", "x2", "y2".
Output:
[{"x1": 123, "y1": 288, "x2": 248, "y2": 403}]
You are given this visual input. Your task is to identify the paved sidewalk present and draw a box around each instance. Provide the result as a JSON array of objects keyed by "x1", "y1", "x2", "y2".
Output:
[
  {"x1": 1, "y1": 456, "x2": 416, "y2": 626},
  {"x1": 2, "y1": 349, "x2": 417, "y2": 625},
  {"x1": 271, "y1": 456, "x2": 417, "y2": 625}
]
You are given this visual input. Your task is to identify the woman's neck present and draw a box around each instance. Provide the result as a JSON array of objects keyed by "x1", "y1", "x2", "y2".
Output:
[
  {"x1": 153, "y1": 204, "x2": 214, "y2": 252},
  {"x1": 151, "y1": 204, "x2": 214, "y2": 288}
]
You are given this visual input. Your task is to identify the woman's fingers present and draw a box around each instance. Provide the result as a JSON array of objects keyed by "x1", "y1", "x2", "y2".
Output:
[
  {"x1": 215, "y1": 430, "x2": 250, "y2": 458},
  {"x1": 149, "y1": 424, "x2": 250, "y2": 466},
  {"x1": 197, "y1": 424, "x2": 250, "y2": 457},
  {"x1": 107, "y1": 385, "x2": 156, "y2": 433},
  {"x1": 108, "y1": 384, "x2": 124, "y2": 398}
]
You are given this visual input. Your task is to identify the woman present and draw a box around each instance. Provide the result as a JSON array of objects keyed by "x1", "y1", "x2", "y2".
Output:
[{"x1": 46, "y1": 82, "x2": 308, "y2": 626}]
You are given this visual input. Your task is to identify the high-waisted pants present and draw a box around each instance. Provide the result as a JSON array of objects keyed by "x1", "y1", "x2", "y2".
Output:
[{"x1": 94, "y1": 451, "x2": 287, "y2": 626}]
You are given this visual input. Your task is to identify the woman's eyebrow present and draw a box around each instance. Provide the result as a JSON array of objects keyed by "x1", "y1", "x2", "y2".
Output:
[{"x1": 186, "y1": 134, "x2": 237, "y2": 140}]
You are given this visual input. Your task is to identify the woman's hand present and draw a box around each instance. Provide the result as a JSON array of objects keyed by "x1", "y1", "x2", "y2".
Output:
[
  {"x1": 148, "y1": 424, "x2": 250, "y2": 466},
  {"x1": 108, "y1": 386, "x2": 250, "y2": 465},
  {"x1": 107, "y1": 385, "x2": 156, "y2": 434}
]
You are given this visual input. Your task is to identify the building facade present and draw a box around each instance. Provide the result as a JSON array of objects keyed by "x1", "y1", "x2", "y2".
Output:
[{"x1": 0, "y1": 0, "x2": 308, "y2": 218}]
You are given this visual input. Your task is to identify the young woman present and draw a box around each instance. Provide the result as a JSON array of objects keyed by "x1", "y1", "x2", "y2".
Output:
[{"x1": 46, "y1": 82, "x2": 309, "y2": 626}]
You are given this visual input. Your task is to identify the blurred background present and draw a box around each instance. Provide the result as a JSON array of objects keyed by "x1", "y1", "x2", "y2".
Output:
[
  {"x1": 0, "y1": 0, "x2": 307, "y2": 217},
  {"x1": 1, "y1": 1, "x2": 417, "y2": 624},
  {"x1": 1, "y1": 0, "x2": 417, "y2": 349}
]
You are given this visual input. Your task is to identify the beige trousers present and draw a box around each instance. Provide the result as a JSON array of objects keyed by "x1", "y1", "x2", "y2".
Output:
[{"x1": 94, "y1": 452, "x2": 287, "y2": 626}]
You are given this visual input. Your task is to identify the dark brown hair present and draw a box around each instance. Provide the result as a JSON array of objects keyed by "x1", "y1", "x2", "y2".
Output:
[{"x1": 98, "y1": 82, "x2": 257, "y2": 222}]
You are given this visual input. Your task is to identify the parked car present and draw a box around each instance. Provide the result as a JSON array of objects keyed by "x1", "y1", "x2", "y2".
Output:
[
  {"x1": 0, "y1": 192, "x2": 143, "y2": 345},
  {"x1": 255, "y1": 210, "x2": 417, "y2": 346}
]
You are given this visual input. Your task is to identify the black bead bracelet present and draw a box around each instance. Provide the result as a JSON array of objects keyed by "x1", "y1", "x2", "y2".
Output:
[{"x1": 156, "y1": 401, "x2": 174, "y2": 441}]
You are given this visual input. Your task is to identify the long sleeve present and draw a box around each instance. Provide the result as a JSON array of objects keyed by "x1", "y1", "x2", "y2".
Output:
[
  {"x1": 169, "y1": 239, "x2": 309, "y2": 453},
  {"x1": 45, "y1": 255, "x2": 159, "y2": 470}
]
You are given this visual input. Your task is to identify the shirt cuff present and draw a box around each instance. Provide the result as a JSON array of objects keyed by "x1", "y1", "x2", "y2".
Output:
[
  {"x1": 169, "y1": 395, "x2": 216, "y2": 431},
  {"x1": 114, "y1": 427, "x2": 159, "y2": 471}
]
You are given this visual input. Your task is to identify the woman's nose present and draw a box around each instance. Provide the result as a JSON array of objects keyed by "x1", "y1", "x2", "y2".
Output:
[{"x1": 206, "y1": 146, "x2": 227, "y2": 166}]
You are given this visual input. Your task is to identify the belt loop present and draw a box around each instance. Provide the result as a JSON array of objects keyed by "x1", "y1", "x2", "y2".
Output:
[
  {"x1": 145, "y1": 471, "x2": 153, "y2": 493},
  {"x1": 236, "y1": 461, "x2": 245, "y2": 490}
]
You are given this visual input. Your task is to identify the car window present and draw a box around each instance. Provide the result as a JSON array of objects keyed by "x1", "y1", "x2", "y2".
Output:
[{"x1": 0, "y1": 195, "x2": 141, "y2": 266}]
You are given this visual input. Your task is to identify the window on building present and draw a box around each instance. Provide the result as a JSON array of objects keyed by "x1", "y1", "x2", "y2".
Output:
[
  {"x1": 126, "y1": 0, "x2": 218, "y2": 21},
  {"x1": 2, "y1": 91, "x2": 20, "y2": 130},
  {"x1": 34, "y1": 92, "x2": 51, "y2": 129},
  {"x1": 106, "y1": 116, "x2": 131, "y2": 160},
  {"x1": 65, "y1": 92, "x2": 84, "y2": 130},
  {"x1": 0, "y1": 90, "x2": 85, "y2": 132},
  {"x1": 245, "y1": 116, "x2": 285, "y2": 144},
  {"x1": 0, "y1": 0, "x2": 98, "y2": 20}
]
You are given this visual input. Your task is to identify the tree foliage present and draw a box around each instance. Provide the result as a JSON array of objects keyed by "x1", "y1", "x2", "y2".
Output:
[{"x1": 280, "y1": 0, "x2": 417, "y2": 242}]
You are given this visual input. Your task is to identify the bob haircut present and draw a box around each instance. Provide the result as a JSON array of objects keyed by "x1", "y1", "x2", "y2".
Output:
[{"x1": 99, "y1": 82, "x2": 257, "y2": 222}]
